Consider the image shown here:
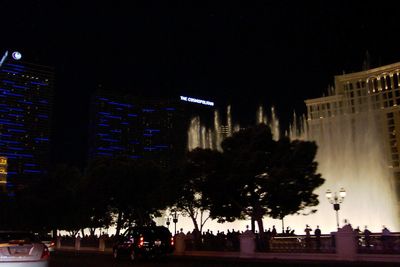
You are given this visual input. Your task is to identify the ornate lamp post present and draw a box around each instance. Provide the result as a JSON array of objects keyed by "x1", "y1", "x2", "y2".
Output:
[
  {"x1": 172, "y1": 211, "x2": 179, "y2": 235},
  {"x1": 325, "y1": 188, "x2": 346, "y2": 229},
  {"x1": 166, "y1": 217, "x2": 171, "y2": 230}
]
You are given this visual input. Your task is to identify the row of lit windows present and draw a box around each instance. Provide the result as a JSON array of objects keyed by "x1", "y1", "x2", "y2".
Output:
[
  {"x1": 342, "y1": 73, "x2": 400, "y2": 97},
  {"x1": 308, "y1": 91, "x2": 400, "y2": 119},
  {"x1": 368, "y1": 72, "x2": 400, "y2": 92},
  {"x1": 344, "y1": 81, "x2": 366, "y2": 90},
  {"x1": 345, "y1": 89, "x2": 369, "y2": 98},
  {"x1": 2, "y1": 73, "x2": 49, "y2": 83}
]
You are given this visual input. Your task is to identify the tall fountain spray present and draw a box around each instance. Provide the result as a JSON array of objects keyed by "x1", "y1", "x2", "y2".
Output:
[
  {"x1": 187, "y1": 103, "x2": 399, "y2": 232},
  {"x1": 287, "y1": 110, "x2": 399, "y2": 232},
  {"x1": 188, "y1": 105, "x2": 279, "y2": 151},
  {"x1": 257, "y1": 106, "x2": 267, "y2": 124}
]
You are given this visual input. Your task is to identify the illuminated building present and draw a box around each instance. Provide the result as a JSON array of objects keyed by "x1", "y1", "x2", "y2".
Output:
[
  {"x1": 0, "y1": 51, "x2": 53, "y2": 190},
  {"x1": 305, "y1": 62, "x2": 400, "y2": 204},
  {"x1": 89, "y1": 92, "x2": 187, "y2": 168}
]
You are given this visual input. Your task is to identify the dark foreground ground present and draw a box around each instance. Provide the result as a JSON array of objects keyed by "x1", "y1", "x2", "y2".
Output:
[{"x1": 49, "y1": 251, "x2": 400, "y2": 267}]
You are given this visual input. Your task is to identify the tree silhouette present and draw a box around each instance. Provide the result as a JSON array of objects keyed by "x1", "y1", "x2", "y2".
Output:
[
  {"x1": 205, "y1": 124, "x2": 324, "y2": 235},
  {"x1": 85, "y1": 156, "x2": 168, "y2": 235},
  {"x1": 172, "y1": 148, "x2": 224, "y2": 236}
]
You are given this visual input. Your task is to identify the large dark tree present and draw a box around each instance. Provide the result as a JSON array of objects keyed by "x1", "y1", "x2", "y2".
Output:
[
  {"x1": 172, "y1": 148, "x2": 224, "y2": 235},
  {"x1": 35, "y1": 164, "x2": 84, "y2": 236},
  {"x1": 205, "y1": 124, "x2": 324, "y2": 234},
  {"x1": 263, "y1": 137, "x2": 323, "y2": 222},
  {"x1": 85, "y1": 157, "x2": 168, "y2": 236}
]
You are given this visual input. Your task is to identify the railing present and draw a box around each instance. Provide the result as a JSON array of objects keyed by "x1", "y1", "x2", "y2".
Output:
[
  {"x1": 55, "y1": 232, "x2": 400, "y2": 255},
  {"x1": 185, "y1": 234, "x2": 240, "y2": 251},
  {"x1": 184, "y1": 234, "x2": 335, "y2": 253},
  {"x1": 357, "y1": 233, "x2": 400, "y2": 254},
  {"x1": 268, "y1": 235, "x2": 335, "y2": 253},
  {"x1": 56, "y1": 235, "x2": 116, "y2": 250}
]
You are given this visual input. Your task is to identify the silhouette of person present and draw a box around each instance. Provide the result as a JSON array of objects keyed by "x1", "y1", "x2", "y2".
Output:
[
  {"x1": 285, "y1": 227, "x2": 291, "y2": 235},
  {"x1": 381, "y1": 225, "x2": 392, "y2": 250},
  {"x1": 304, "y1": 224, "x2": 312, "y2": 248},
  {"x1": 354, "y1": 226, "x2": 361, "y2": 245},
  {"x1": 314, "y1": 225, "x2": 321, "y2": 250},
  {"x1": 271, "y1": 225, "x2": 277, "y2": 238},
  {"x1": 363, "y1": 226, "x2": 371, "y2": 248}
]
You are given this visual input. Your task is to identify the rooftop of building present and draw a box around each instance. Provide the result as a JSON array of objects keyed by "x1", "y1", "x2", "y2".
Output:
[{"x1": 335, "y1": 61, "x2": 400, "y2": 83}]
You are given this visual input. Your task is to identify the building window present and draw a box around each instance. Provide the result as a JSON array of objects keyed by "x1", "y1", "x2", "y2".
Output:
[
  {"x1": 386, "y1": 76, "x2": 392, "y2": 90},
  {"x1": 361, "y1": 81, "x2": 366, "y2": 88},
  {"x1": 394, "y1": 73, "x2": 399, "y2": 89},
  {"x1": 381, "y1": 77, "x2": 386, "y2": 90}
]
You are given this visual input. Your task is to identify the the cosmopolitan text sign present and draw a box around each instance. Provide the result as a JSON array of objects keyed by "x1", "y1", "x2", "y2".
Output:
[{"x1": 180, "y1": 96, "x2": 214, "y2": 106}]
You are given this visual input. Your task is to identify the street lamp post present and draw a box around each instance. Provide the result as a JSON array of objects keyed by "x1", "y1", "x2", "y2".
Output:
[
  {"x1": 172, "y1": 211, "x2": 179, "y2": 235},
  {"x1": 166, "y1": 217, "x2": 170, "y2": 230},
  {"x1": 325, "y1": 188, "x2": 346, "y2": 229}
]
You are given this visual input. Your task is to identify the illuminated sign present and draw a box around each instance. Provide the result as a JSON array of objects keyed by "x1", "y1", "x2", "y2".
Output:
[
  {"x1": 12, "y1": 51, "x2": 22, "y2": 60},
  {"x1": 180, "y1": 96, "x2": 214, "y2": 106},
  {"x1": 0, "y1": 51, "x2": 8, "y2": 67}
]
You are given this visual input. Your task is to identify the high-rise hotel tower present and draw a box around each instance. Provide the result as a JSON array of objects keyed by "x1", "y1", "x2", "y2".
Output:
[
  {"x1": 304, "y1": 62, "x2": 400, "y2": 214},
  {"x1": 88, "y1": 91, "x2": 187, "y2": 169},
  {"x1": 0, "y1": 51, "x2": 53, "y2": 192}
]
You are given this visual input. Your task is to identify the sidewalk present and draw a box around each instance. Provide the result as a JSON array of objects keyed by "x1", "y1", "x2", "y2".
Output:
[{"x1": 56, "y1": 246, "x2": 400, "y2": 264}]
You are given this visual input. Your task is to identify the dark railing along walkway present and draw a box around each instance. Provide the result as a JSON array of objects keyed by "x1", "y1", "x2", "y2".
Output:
[
  {"x1": 56, "y1": 231, "x2": 400, "y2": 255},
  {"x1": 183, "y1": 232, "x2": 400, "y2": 255},
  {"x1": 184, "y1": 234, "x2": 335, "y2": 253},
  {"x1": 357, "y1": 233, "x2": 400, "y2": 254}
]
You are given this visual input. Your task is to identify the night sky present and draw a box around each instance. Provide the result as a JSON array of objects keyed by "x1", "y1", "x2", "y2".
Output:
[{"x1": 2, "y1": 1, "x2": 400, "y2": 167}]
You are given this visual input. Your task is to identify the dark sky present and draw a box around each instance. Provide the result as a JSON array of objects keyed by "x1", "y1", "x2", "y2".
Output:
[{"x1": 2, "y1": 1, "x2": 400, "y2": 166}]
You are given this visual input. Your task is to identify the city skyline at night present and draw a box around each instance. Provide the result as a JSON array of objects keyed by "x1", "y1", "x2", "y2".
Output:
[
  {"x1": 2, "y1": 1, "x2": 400, "y2": 237},
  {"x1": 3, "y1": 2, "x2": 400, "y2": 167}
]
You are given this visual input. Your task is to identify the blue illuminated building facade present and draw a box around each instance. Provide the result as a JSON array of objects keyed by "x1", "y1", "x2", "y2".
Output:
[
  {"x1": 0, "y1": 52, "x2": 53, "y2": 191},
  {"x1": 89, "y1": 92, "x2": 186, "y2": 168}
]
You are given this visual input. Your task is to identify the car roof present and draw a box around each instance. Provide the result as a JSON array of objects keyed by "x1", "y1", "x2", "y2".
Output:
[{"x1": 124, "y1": 226, "x2": 171, "y2": 235}]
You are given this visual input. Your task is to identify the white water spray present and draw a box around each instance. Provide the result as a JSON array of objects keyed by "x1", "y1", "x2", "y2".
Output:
[{"x1": 186, "y1": 104, "x2": 399, "y2": 233}]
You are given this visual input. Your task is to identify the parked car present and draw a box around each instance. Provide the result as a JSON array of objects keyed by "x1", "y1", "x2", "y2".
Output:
[
  {"x1": 35, "y1": 233, "x2": 56, "y2": 253},
  {"x1": 0, "y1": 231, "x2": 49, "y2": 267},
  {"x1": 113, "y1": 226, "x2": 174, "y2": 260}
]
